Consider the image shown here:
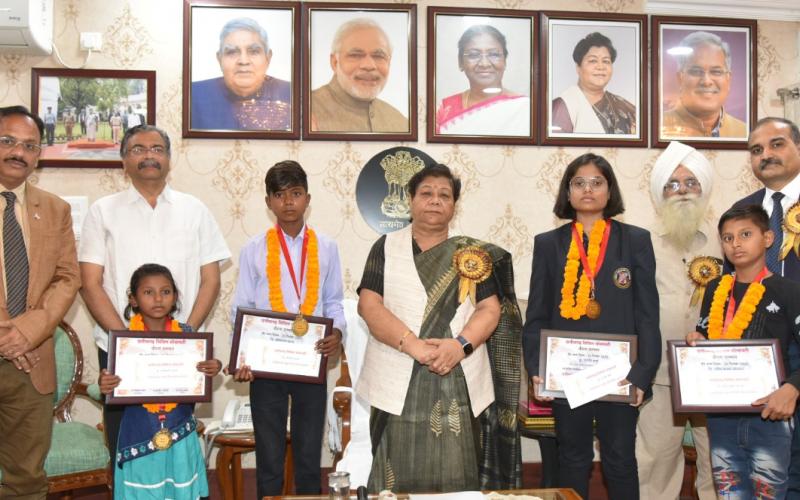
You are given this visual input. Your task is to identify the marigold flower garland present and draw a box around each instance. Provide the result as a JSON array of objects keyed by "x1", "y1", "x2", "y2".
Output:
[
  {"x1": 266, "y1": 227, "x2": 320, "y2": 315},
  {"x1": 560, "y1": 220, "x2": 606, "y2": 320},
  {"x1": 129, "y1": 313, "x2": 181, "y2": 413},
  {"x1": 707, "y1": 274, "x2": 766, "y2": 340}
]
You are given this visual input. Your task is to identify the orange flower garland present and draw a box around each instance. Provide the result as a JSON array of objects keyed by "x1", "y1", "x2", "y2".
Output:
[
  {"x1": 128, "y1": 313, "x2": 181, "y2": 413},
  {"x1": 560, "y1": 220, "x2": 607, "y2": 320},
  {"x1": 707, "y1": 274, "x2": 766, "y2": 340},
  {"x1": 266, "y1": 227, "x2": 320, "y2": 315}
]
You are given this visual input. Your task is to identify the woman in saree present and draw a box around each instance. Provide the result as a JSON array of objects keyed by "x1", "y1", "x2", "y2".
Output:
[
  {"x1": 551, "y1": 32, "x2": 636, "y2": 135},
  {"x1": 356, "y1": 164, "x2": 522, "y2": 492},
  {"x1": 522, "y1": 153, "x2": 661, "y2": 499},
  {"x1": 435, "y1": 25, "x2": 529, "y2": 136}
]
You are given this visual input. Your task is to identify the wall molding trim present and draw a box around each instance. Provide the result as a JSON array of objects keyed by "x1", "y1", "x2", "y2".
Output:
[{"x1": 645, "y1": 0, "x2": 800, "y2": 21}]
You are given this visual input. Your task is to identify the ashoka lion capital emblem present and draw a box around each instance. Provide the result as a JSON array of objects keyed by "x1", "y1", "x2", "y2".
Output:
[{"x1": 380, "y1": 151, "x2": 425, "y2": 219}]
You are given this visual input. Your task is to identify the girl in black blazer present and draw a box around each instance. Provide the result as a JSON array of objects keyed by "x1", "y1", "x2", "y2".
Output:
[{"x1": 522, "y1": 153, "x2": 661, "y2": 500}]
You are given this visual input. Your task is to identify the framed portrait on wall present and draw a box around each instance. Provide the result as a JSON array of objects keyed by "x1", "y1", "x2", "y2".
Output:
[
  {"x1": 302, "y1": 2, "x2": 417, "y2": 141},
  {"x1": 426, "y1": 7, "x2": 537, "y2": 145},
  {"x1": 182, "y1": 0, "x2": 301, "y2": 139},
  {"x1": 31, "y1": 68, "x2": 155, "y2": 168},
  {"x1": 541, "y1": 12, "x2": 647, "y2": 147},
  {"x1": 652, "y1": 16, "x2": 757, "y2": 149}
]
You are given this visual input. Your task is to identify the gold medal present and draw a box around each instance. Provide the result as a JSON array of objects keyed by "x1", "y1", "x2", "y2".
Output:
[
  {"x1": 586, "y1": 299, "x2": 601, "y2": 319},
  {"x1": 292, "y1": 314, "x2": 309, "y2": 336},
  {"x1": 152, "y1": 428, "x2": 172, "y2": 451}
]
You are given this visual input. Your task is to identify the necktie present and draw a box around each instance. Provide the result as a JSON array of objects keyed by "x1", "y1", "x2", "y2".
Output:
[
  {"x1": 766, "y1": 191, "x2": 785, "y2": 274},
  {"x1": 2, "y1": 192, "x2": 28, "y2": 317}
]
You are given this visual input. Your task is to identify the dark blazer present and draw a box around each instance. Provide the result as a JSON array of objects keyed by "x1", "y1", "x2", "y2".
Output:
[
  {"x1": 731, "y1": 189, "x2": 800, "y2": 280},
  {"x1": 522, "y1": 219, "x2": 661, "y2": 395},
  {"x1": 0, "y1": 184, "x2": 80, "y2": 394}
]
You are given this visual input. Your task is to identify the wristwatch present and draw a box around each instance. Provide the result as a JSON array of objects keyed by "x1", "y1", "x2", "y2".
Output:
[{"x1": 456, "y1": 335, "x2": 474, "y2": 356}]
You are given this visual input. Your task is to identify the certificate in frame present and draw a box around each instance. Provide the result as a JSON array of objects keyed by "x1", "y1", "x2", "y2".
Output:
[
  {"x1": 107, "y1": 330, "x2": 213, "y2": 405},
  {"x1": 230, "y1": 307, "x2": 333, "y2": 384},
  {"x1": 538, "y1": 329, "x2": 638, "y2": 403},
  {"x1": 667, "y1": 339, "x2": 785, "y2": 413}
]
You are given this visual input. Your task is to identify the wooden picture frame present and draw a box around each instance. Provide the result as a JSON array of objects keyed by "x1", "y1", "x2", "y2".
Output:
[
  {"x1": 540, "y1": 11, "x2": 648, "y2": 147},
  {"x1": 30, "y1": 68, "x2": 155, "y2": 168},
  {"x1": 229, "y1": 307, "x2": 333, "y2": 384},
  {"x1": 182, "y1": 0, "x2": 301, "y2": 139},
  {"x1": 426, "y1": 7, "x2": 537, "y2": 145},
  {"x1": 302, "y1": 2, "x2": 417, "y2": 141},
  {"x1": 106, "y1": 330, "x2": 213, "y2": 405},
  {"x1": 652, "y1": 16, "x2": 757, "y2": 149}
]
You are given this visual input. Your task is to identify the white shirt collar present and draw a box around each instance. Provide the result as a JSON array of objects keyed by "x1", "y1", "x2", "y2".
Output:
[
  {"x1": 765, "y1": 173, "x2": 800, "y2": 204},
  {"x1": 123, "y1": 183, "x2": 173, "y2": 205}
]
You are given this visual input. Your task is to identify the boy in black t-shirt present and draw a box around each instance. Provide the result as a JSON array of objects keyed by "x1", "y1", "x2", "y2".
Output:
[{"x1": 687, "y1": 204, "x2": 800, "y2": 499}]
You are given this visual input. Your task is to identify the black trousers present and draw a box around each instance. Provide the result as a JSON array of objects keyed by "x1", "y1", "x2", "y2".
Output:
[
  {"x1": 98, "y1": 348, "x2": 125, "y2": 476},
  {"x1": 552, "y1": 399, "x2": 639, "y2": 500},
  {"x1": 250, "y1": 378, "x2": 326, "y2": 497}
]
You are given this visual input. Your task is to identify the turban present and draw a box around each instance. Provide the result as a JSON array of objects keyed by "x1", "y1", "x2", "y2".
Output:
[{"x1": 650, "y1": 141, "x2": 713, "y2": 209}]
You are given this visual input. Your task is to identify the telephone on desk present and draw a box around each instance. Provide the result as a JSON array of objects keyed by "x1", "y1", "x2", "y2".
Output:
[{"x1": 203, "y1": 400, "x2": 254, "y2": 464}]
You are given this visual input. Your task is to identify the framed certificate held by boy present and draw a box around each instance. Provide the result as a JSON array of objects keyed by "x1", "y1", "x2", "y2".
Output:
[
  {"x1": 537, "y1": 329, "x2": 638, "y2": 404},
  {"x1": 107, "y1": 330, "x2": 214, "y2": 405},
  {"x1": 230, "y1": 307, "x2": 333, "y2": 384},
  {"x1": 667, "y1": 339, "x2": 785, "y2": 413}
]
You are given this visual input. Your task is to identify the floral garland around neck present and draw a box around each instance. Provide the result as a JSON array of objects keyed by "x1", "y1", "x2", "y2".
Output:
[
  {"x1": 559, "y1": 219, "x2": 606, "y2": 320},
  {"x1": 129, "y1": 313, "x2": 181, "y2": 413},
  {"x1": 707, "y1": 274, "x2": 766, "y2": 340},
  {"x1": 266, "y1": 227, "x2": 320, "y2": 315}
]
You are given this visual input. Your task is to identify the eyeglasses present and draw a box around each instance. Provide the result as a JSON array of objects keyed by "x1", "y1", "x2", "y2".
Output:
[
  {"x1": 663, "y1": 178, "x2": 701, "y2": 193},
  {"x1": 462, "y1": 50, "x2": 504, "y2": 64},
  {"x1": 569, "y1": 177, "x2": 607, "y2": 192},
  {"x1": 0, "y1": 135, "x2": 42, "y2": 155},
  {"x1": 127, "y1": 145, "x2": 167, "y2": 156},
  {"x1": 683, "y1": 66, "x2": 729, "y2": 79}
]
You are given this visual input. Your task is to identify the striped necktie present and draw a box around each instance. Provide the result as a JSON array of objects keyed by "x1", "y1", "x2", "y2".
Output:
[
  {"x1": 2, "y1": 192, "x2": 28, "y2": 317},
  {"x1": 766, "y1": 191, "x2": 785, "y2": 274}
]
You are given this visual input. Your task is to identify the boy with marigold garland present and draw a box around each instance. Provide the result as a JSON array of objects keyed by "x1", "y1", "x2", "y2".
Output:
[
  {"x1": 228, "y1": 160, "x2": 345, "y2": 497},
  {"x1": 687, "y1": 204, "x2": 800, "y2": 499}
]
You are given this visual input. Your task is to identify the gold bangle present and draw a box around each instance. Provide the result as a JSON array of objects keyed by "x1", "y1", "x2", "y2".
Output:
[{"x1": 398, "y1": 330, "x2": 413, "y2": 353}]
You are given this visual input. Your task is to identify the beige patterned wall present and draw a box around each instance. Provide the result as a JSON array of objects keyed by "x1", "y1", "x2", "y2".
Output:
[{"x1": 1, "y1": 0, "x2": 799, "y2": 463}]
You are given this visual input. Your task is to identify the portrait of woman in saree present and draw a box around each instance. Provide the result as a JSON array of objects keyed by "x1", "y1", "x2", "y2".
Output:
[{"x1": 427, "y1": 8, "x2": 536, "y2": 144}]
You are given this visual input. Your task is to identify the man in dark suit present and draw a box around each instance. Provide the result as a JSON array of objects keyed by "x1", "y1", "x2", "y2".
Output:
[
  {"x1": 732, "y1": 116, "x2": 800, "y2": 498},
  {"x1": 0, "y1": 105, "x2": 81, "y2": 498}
]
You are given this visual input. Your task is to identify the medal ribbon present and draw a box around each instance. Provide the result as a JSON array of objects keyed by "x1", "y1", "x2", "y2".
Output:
[
  {"x1": 723, "y1": 267, "x2": 769, "y2": 333},
  {"x1": 275, "y1": 225, "x2": 309, "y2": 303},
  {"x1": 571, "y1": 219, "x2": 612, "y2": 295}
]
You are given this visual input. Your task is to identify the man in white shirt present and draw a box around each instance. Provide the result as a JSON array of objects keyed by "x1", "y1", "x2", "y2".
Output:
[{"x1": 79, "y1": 124, "x2": 230, "y2": 465}]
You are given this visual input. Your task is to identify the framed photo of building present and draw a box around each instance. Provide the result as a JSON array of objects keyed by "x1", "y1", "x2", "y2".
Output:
[
  {"x1": 182, "y1": 0, "x2": 301, "y2": 139},
  {"x1": 652, "y1": 16, "x2": 756, "y2": 149},
  {"x1": 302, "y1": 2, "x2": 417, "y2": 141},
  {"x1": 541, "y1": 11, "x2": 647, "y2": 148},
  {"x1": 31, "y1": 67, "x2": 156, "y2": 168},
  {"x1": 426, "y1": 7, "x2": 537, "y2": 145}
]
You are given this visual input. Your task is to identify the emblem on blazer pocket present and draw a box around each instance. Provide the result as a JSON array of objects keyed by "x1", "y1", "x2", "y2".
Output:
[{"x1": 613, "y1": 267, "x2": 631, "y2": 289}]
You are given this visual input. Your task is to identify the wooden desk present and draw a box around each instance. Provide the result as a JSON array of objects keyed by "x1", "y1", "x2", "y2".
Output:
[
  {"x1": 212, "y1": 432, "x2": 293, "y2": 500},
  {"x1": 264, "y1": 488, "x2": 581, "y2": 500}
]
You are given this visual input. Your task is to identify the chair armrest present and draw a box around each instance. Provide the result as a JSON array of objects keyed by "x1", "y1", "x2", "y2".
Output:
[
  {"x1": 76, "y1": 382, "x2": 103, "y2": 402},
  {"x1": 332, "y1": 347, "x2": 352, "y2": 468}
]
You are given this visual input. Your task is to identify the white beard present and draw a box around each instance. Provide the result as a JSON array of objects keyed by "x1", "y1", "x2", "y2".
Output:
[
  {"x1": 660, "y1": 194, "x2": 708, "y2": 251},
  {"x1": 335, "y1": 67, "x2": 385, "y2": 101}
]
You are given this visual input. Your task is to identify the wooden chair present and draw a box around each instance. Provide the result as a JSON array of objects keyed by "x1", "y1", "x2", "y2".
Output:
[{"x1": 46, "y1": 321, "x2": 112, "y2": 499}]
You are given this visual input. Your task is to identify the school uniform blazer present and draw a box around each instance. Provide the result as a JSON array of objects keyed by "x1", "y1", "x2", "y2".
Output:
[
  {"x1": 732, "y1": 189, "x2": 800, "y2": 281},
  {"x1": 0, "y1": 183, "x2": 80, "y2": 394},
  {"x1": 522, "y1": 219, "x2": 661, "y2": 396}
]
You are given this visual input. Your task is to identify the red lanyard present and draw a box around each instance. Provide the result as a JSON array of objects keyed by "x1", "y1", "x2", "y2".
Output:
[
  {"x1": 275, "y1": 225, "x2": 309, "y2": 301},
  {"x1": 571, "y1": 220, "x2": 612, "y2": 292},
  {"x1": 723, "y1": 267, "x2": 768, "y2": 332}
]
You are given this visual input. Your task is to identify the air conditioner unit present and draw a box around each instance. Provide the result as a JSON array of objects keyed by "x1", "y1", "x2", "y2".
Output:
[{"x1": 0, "y1": 0, "x2": 53, "y2": 56}]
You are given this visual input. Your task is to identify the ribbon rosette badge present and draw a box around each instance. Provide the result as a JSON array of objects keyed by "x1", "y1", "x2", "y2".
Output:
[
  {"x1": 781, "y1": 202, "x2": 800, "y2": 260},
  {"x1": 453, "y1": 246, "x2": 492, "y2": 305},
  {"x1": 687, "y1": 256, "x2": 722, "y2": 307}
]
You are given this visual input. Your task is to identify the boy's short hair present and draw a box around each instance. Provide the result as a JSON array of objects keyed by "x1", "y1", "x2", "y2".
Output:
[
  {"x1": 717, "y1": 204, "x2": 770, "y2": 234},
  {"x1": 265, "y1": 160, "x2": 308, "y2": 195}
]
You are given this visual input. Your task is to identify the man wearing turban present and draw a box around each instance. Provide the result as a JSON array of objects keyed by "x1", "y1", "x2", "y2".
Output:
[{"x1": 636, "y1": 141, "x2": 718, "y2": 500}]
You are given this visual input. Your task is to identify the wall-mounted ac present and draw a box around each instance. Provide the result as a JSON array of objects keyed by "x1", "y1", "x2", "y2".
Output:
[{"x1": 0, "y1": 0, "x2": 53, "y2": 56}]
